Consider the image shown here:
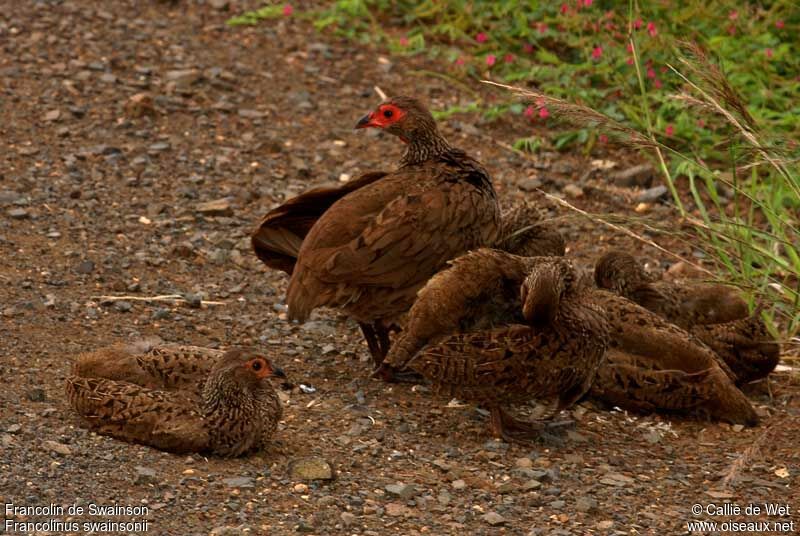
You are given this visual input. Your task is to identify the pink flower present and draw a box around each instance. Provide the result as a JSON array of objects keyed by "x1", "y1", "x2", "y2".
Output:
[
  {"x1": 697, "y1": 119, "x2": 706, "y2": 128},
  {"x1": 776, "y1": 20, "x2": 785, "y2": 30},
  {"x1": 626, "y1": 57, "x2": 634, "y2": 65},
  {"x1": 537, "y1": 23, "x2": 548, "y2": 34},
  {"x1": 729, "y1": 10, "x2": 738, "y2": 20},
  {"x1": 454, "y1": 56, "x2": 465, "y2": 66},
  {"x1": 523, "y1": 43, "x2": 535, "y2": 54},
  {"x1": 765, "y1": 48, "x2": 774, "y2": 58},
  {"x1": 282, "y1": 4, "x2": 293, "y2": 16},
  {"x1": 539, "y1": 107, "x2": 550, "y2": 119},
  {"x1": 560, "y1": 3, "x2": 569, "y2": 14},
  {"x1": 584, "y1": 0, "x2": 593, "y2": 6},
  {"x1": 485, "y1": 54, "x2": 496, "y2": 67},
  {"x1": 646, "y1": 21, "x2": 657, "y2": 37},
  {"x1": 647, "y1": 67, "x2": 656, "y2": 79},
  {"x1": 591, "y1": 46, "x2": 603, "y2": 59},
  {"x1": 535, "y1": 97, "x2": 546, "y2": 106},
  {"x1": 633, "y1": 18, "x2": 643, "y2": 30},
  {"x1": 665, "y1": 124, "x2": 674, "y2": 137},
  {"x1": 599, "y1": 133, "x2": 608, "y2": 144},
  {"x1": 399, "y1": 36, "x2": 409, "y2": 47},
  {"x1": 626, "y1": 42, "x2": 634, "y2": 53},
  {"x1": 476, "y1": 32, "x2": 488, "y2": 43},
  {"x1": 654, "y1": 78, "x2": 662, "y2": 89},
  {"x1": 504, "y1": 53, "x2": 515, "y2": 63},
  {"x1": 524, "y1": 106, "x2": 535, "y2": 118}
]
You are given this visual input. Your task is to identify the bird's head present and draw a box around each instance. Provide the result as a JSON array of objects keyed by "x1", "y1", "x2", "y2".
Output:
[
  {"x1": 520, "y1": 258, "x2": 575, "y2": 325},
  {"x1": 355, "y1": 96, "x2": 438, "y2": 144},
  {"x1": 212, "y1": 348, "x2": 286, "y2": 392},
  {"x1": 594, "y1": 250, "x2": 649, "y2": 293}
]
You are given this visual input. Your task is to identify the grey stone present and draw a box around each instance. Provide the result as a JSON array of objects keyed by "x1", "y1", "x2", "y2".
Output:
[
  {"x1": 563, "y1": 184, "x2": 584, "y2": 198},
  {"x1": 165, "y1": 69, "x2": 201, "y2": 87},
  {"x1": 196, "y1": 198, "x2": 233, "y2": 217},
  {"x1": 610, "y1": 164, "x2": 655, "y2": 187},
  {"x1": 75, "y1": 260, "x2": 95, "y2": 274},
  {"x1": 184, "y1": 293, "x2": 202, "y2": 308},
  {"x1": 518, "y1": 177, "x2": 543, "y2": 191},
  {"x1": 26, "y1": 388, "x2": 46, "y2": 402},
  {"x1": 210, "y1": 526, "x2": 245, "y2": 536},
  {"x1": 7, "y1": 208, "x2": 29, "y2": 219},
  {"x1": 148, "y1": 141, "x2": 171, "y2": 153},
  {"x1": 0, "y1": 190, "x2": 22, "y2": 204},
  {"x1": 114, "y1": 301, "x2": 132, "y2": 313},
  {"x1": 222, "y1": 476, "x2": 256, "y2": 488},
  {"x1": 522, "y1": 479, "x2": 542, "y2": 491},
  {"x1": 575, "y1": 496, "x2": 598, "y2": 513},
  {"x1": 384, "y1": 483, "x2": 418, "y2": 499},
  {"x1": 238, "y1": 109, "x2": 267, "y2": 119},
  {"x1": 289, "y1": 457, "x2": 335, "y2": 481},
  {"x1": 451, "y1": 479, "x2": 467, "y2": 490},
  {"x1": 483, "y1": 512, "x2": 506, "y2": 526},
  {"x1": 134, "y1": 466, "x2": 158, "y2": 484},
  {"x1": 42, "y1": 440, "x2": 71, "y2": 456},
  {"x1": 636, "y1": 185, "x2": 669, "y2": 203}
]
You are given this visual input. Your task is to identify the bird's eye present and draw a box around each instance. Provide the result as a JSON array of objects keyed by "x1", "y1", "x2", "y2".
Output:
[
  {"x1": 251, "y1": 360, "x2": 263, "y2": 371},
  {"x1": 383, "y1": 109, "x2": 393, "y2": 118}
]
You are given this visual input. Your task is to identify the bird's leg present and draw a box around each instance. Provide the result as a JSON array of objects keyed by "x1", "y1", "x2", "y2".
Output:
[
  {"x1": 376, "y1": 323, "x2": 392, "y2": 359},
  {"x1": 488, "y1": 407, "x2": 573, "y2": 446},
  {"x1": 368, "y1": 322, "x2": 424, "y2": 384},
  {"x1": 358, "y1": 322, "x2": 383, "y2": 367}
]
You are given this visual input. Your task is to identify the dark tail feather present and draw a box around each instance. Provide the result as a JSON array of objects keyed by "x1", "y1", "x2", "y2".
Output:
[{"x1": 252, "y1": 172, "x2": 388, "y2": 275}]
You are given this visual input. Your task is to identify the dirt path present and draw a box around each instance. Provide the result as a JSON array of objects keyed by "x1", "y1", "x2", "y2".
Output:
[{"x1": 1, "y1": 1, "x2": 797, "y2": 535}]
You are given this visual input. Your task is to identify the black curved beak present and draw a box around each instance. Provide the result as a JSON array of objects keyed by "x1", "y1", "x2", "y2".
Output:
[
  {"x1": 271, "y1": 366, "x2": 287, "y2": 379},
  {"x1": 355, "y1": 114, "x2": 372, "y2": 129}
]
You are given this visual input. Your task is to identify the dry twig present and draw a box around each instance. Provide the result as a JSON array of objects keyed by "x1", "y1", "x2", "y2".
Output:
[{"x1": 90, "y1": 294, "x2": 226, "y2": 306}]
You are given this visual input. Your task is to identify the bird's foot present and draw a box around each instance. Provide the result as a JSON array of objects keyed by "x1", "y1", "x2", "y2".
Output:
[
  {"x1": 489, "y1": 408, "x2": 574, "y2": 446},
  {"x1": 370, "y1": 364, "x2": 424, "y2": 384}
]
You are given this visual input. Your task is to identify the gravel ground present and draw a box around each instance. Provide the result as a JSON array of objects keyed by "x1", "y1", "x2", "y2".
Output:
[{"x1": 1, "y1": 1, "x2": 798, "y2": 535}]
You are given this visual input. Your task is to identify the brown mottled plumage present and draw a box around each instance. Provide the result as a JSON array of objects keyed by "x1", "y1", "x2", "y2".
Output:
[
  {"x1": 252, "y1": 171, "x2": 388, "y2": 275},
  {"x1": 589, "y1": 290, "x2": 759, "y2": 426},
  {"x1": 257, "y1": 97, "x2": 500, "y2": 373},
  {"x1": 382, "y1": 249, "x2": 608, "y2": 443},
  {"x1": 594, "y1": 250, "x2": 748, "y2": 329},
  {"x1": 495, "y1": 202, "x2": 566, "y2": 258},
  {"x1": 66, "y1": 345, "x2": 285, "y2": 456},
  {"x1": 690, "y1": 310, "x2": 780, "y2": 385}
]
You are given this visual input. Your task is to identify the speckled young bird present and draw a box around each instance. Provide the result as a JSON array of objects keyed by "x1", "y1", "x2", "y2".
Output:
[
  {"x1": 381, "y1": 249, "x2": 609, "y2": 444},
  {"x1": 66, "y1": 345, "x2": 285, "y2": 456},
  {"x1": 253, "y1": 96, "x2": 500, "y2": 377},
  {"x1": 588, "y1": 290, "x2": 759, "y2": 426},
  {"x1": 494, "y1": 201, "x2": 566, "y2": 258},
  {"x1": 594, "y1": 250, "x2": 748, "y2": 329},
  {"x1": 689, "y1": 309, "x2": 780, "y2": 385}
]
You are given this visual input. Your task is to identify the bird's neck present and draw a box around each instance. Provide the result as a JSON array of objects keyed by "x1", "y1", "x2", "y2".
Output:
[
  {"x1": 401, "y1": 130, "x2": 452, "y2": 166},
  {"x1": 203, "y1": 375, "x2": 248, "y2": 414}
]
